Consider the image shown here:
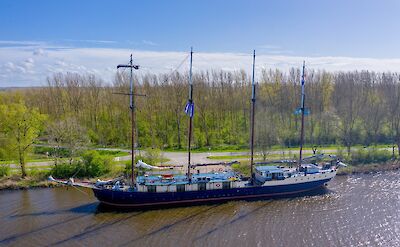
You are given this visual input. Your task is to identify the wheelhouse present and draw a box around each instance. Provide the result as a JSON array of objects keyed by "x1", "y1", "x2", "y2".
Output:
[{"x1": 255, "y1": 166, "x2": 285, "y2": 182}]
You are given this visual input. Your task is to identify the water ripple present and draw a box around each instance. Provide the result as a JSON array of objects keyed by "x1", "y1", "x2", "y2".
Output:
[{"x1": 0, "y1": 171, "x2": 399, "y2": 246}]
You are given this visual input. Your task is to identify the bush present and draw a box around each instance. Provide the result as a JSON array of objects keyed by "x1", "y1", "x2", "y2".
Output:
[
  {"x1": 124, "y1": 154, "x2": 145, "y2": 176},
  {"x1": 50, "y1": 150, "x2": 113, "y2": 178},
  {"x1": 143, "y1": 148, "x2": 163, "y2": 165},
  {"x1": 97, "y1": 150, "x2": 125, "y2": 156},
  {"x1": 350, "y1": 148, "x2": 392, "y2": 165},
  {"x1": 0, "y1": 164, "x2": 10, "y2": 177},
  {"x1": 28, "y1": 167, "x2": 49, "y2": 180},
  {"x1": 34, "y1": 146, "x2": 71, "y2": 158},
  {"x1": 232, "y1": 162, "x2": 250, "y2": 177},
  {"x1": 81, "y1": 150, "x2": 112, "y2": 177},
  {"x1": 50, "y1": 162, "x2": 78, "y2": 178}
]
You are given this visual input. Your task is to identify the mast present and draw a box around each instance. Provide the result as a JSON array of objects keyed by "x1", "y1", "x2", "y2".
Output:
[
  {"x1": 250, "y1": 50, "x2": 256, "y2": 182},
  {"x1": 298, "y1": 61, "x2": 306, "y2": 168},
  {"x1": 186, "y1": 47, "x2": 194, "y2": 182},
  {"x1": 117, "y1": 54, "x2": 139, "y2": 186}
]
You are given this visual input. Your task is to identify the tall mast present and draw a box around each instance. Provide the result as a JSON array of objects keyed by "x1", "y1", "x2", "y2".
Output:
[
  {"x1": 117, "y1": 54, "x2": 139, "y2": 186},
  {"x1": 298, "y1": 61, "x2": 306, "y2": 168},
  {"x1": 186, "y1": 47, "x2": 194, "y2": 182},
  {"x1": 250, "y1": 50, "x2": 256, "y2": 182}
]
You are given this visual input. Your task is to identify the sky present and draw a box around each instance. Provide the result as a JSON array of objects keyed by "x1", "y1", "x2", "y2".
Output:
[{"x1": 1, "y1": 0, "x2": 400, "y2": 87}]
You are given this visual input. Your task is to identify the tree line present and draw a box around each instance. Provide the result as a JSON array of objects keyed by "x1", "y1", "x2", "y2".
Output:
[{"x1": 2, "y1": 68, "x2": 400, "y2": 165}]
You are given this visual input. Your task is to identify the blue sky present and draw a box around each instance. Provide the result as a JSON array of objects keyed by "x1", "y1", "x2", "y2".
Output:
[{"x1": 1, "y1": 0, "x2": 400, "y2": 86}]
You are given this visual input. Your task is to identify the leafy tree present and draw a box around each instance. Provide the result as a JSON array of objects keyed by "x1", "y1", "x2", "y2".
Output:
[
  {"x1": 4, "y1": 69, "x2": 400, "y2": 156},
  {"x1": 0, "y1": 101, "x2": 47, "y2": 177}
]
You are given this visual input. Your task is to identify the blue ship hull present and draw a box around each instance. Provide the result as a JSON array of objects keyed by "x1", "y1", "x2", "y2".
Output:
[{"x1": 92, "y1": 178, "x2": 332, "y2": 208}]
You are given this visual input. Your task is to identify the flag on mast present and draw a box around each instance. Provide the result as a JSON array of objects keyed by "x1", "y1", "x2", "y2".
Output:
[{"x1": 184, "y1": 101, "x2": 194, "y2": 118}]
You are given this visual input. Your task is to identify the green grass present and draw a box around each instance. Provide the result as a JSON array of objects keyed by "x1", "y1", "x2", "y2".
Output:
[
  {"x1": 163, "y1": 144, "x2": 249, "y2": 153},
  {"x1": 163, "y1": 144, "x2": 396, "y2": 154},
  {"x1": 10, "y1": 165, "x2": 52, "y2": 170},
  {"x1": 207, "y1": 155, "x2": 254, "y2": 160},
  {"x1": 0, "y1": 150, "x2": 129, "y2": 165},
  {"x1": 207, "y1": 152, "x2": 337, "y2": 161},
  {"x1": 96, "y1": 150, "x2": 130, "y2": 157}
]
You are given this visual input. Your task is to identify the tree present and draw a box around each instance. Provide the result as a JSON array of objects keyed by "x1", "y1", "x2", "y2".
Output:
[
  {"x1": 332, "y1": 72, "x2": 364, "y2": 155},
  {"x1": 0, "y1": 101, "x2": 47, "y2": 177},
  {"x1": 382, "y1": 73, "x2": 400, "y2": 155},
  {"x1": 47, "y1": 117, "x2": 89, "y2": 164}
]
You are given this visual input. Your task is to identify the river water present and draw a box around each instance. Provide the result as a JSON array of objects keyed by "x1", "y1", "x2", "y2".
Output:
[{"x1": 0, "y1": 171, "x2": 399, "y2": 247}]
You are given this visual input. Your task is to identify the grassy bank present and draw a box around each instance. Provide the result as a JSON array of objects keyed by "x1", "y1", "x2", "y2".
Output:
[
  {"x1": 336, "y1": 161, "x2": 400, "y2": 175},
  {"x1": 0, "y1": 174, "x2": 63, "y2": 190},
  {"x1": 0, "y1": 148, "x2": 168, "y2": 190}
]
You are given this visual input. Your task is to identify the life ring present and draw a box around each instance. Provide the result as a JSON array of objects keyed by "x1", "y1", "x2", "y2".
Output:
[{"x1": 215, "y1": 183, "x2": 221, "y2": 187}]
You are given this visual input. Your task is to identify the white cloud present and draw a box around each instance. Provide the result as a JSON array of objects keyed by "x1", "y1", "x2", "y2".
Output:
[
  {"x1": 0, "y1": 40, "x2": 44, "y2": 46},
  {"x1": 142, "y1": 40, "x2": 158, "y2": 46},
  {"x1": 257, "y1": 44, "x2": 292, "y2": 55},
  {"x1": 63, "y1": 39, "x2": 116, "y2": 44},
  {"x1": 1, "y1": 45, "x2": 400, "y2": 87},
  {"x1": 33, "y1": 48, "x2": 47, "y2": 56}
]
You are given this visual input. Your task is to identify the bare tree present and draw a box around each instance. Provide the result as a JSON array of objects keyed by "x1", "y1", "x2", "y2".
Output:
[
  {"x1": 332, "y1": 72, "x2": 364, "y2": 155},
  {"x1": 47, "y1": 117, "x2": 89, "y2": 164}
]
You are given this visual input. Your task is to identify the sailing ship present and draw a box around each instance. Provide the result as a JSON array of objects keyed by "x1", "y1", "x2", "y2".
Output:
[{"x1": 50, "y1": 49, "x2": 344, "y2": 208}]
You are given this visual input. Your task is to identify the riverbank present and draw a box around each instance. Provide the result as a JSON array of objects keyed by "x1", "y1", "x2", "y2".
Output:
[
  {"x1": 0, "y1": 175, "x2": 63, "y2": 190},
  {"x1": 0, "y1": 173, "x2": 114, "y2": 190},
  {"x1": 336, "y1": 160, "x2": 400, "y2": 175},
  {"x1": 1, "y1": 161, "x2": 400, "y2": 190}
]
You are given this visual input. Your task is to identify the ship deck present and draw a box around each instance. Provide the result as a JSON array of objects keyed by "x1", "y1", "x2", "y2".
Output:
[{"x1": 137, "y1": 171, "x2": 239, "y2": 186}]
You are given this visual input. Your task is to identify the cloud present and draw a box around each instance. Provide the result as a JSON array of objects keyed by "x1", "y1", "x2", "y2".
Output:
[
  {"x1": 142, "y1": 40, "x2": 158, "y2": 46},
  {"x1": 257, "y1": 44, "x2": 293, "y2": 55},
  {"x1": 2, "y1": 45, "x2": 400, "y2": 87},
  {"x1": 33, "y1": 48, "x2": 47, "y2": 56},
  {"x1": 63, "y1": 39, "x2": 116, "y2": 44},
  {"x1": 0, "y1": 40, "x2": 44, "y2": 47}
]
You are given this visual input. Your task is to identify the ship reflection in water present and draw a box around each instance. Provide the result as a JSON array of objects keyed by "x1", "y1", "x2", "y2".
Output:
[{"x1": 1, "y1": 172, "x2": 399, "y2": 246}]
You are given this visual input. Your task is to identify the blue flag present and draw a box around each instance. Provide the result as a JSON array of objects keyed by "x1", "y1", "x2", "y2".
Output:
[
  {"x1": 185, "y1": 101, "x2": 194, "y2": 118},
  {"x1": 294, "y1": 107, "x2": 310, "y2": 115}
]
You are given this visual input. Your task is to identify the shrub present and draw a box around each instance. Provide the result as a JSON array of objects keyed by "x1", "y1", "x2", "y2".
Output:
[
  {"x1": 50, "y1": 162, "x2": 78, "y2": 178},
  {"x1": 0, "y1": 164, "x2": 10, "y2": 177},
  {"x1": 50, "y1": 150, "x2": 113, "y2": 178},
  {"x1": 350, "y1": 148, "x2": 392, "y2": 165},
  {"x1": 124, "y1": 154, "x2": 145, "y2": 176},
  {"x1": 34, "y1": 146, "x2": 71, "y2": 158},
  {"x1": 97, "y1": 150, "x2": 125, "y2": 156},
  {"x1": 28, "y1": 167, "x2": 49, "y2": 180},
  {"x1": 143, "y1": 148, "x2": 163, "y2": 165},
  {"x1": 232, "y1": 162, "x2": 250, "y2": 177},
  {"x1": 81, "y1": 150, "x2": 112, "y2": 177}
]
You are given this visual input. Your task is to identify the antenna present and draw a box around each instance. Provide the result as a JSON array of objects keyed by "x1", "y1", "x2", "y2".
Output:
[
  {"x1": 250, "y1": 50, "x2": 256, "y2": 183},
  {"x1": 116, "y1": 54, "x2": 140, "y2": 187}
]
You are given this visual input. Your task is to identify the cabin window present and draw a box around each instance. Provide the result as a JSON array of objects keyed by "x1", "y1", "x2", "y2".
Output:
[
  {"x1": 147, "y1": 185, "x2": 156, "y2": 193},
  {"x1": 222, "y1": 182, "x2": 231, "y2": 190},
  {"x1": 198, "y1": 183, "x2": 206, "y2": 191},
  {"x1": 177, "y1": 184, "x2": 185, "y2": 192}
]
